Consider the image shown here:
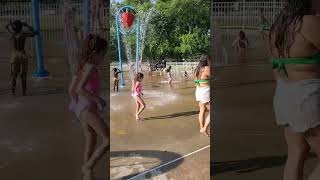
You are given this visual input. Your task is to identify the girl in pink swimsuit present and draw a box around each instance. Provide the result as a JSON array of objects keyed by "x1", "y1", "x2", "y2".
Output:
[
  {"x1": 132, "y1": 72, "x2": 146, "y2": 121},
  {"x1": 68, "y1": 34, "x2": 108, "y2": 180}
]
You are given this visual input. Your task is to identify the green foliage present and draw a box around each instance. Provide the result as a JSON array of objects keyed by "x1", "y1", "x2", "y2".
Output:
[{"x1": 110, "y1": 0, "x2": 210, "y2": 62}]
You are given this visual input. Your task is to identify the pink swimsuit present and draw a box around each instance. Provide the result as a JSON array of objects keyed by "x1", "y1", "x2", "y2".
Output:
[
  {"x1": 132, "y1": 82, "x2": 142, "y2": 97},
  {"x1": 69, "y1": 68, "x2": 101, "y2": 118}
]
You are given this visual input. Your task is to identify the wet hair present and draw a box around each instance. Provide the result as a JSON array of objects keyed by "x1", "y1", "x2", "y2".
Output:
[
  {"x1": 113, "y1": 68, "x2": 118, "y2": 72},
  {"x1": 135, "y1": 72, "x2": 144, "y2": 81},
  {"x1": 12, "y1": 20, "x2": 22, "y2": 33},
  {"x1": 79, "y1": 34, "x2": 108, "y2": 65},
  {"x1": 239, "y1": 31, "x2": 246, "y2": 40},
  {"x1": 269, "y1": 0, "x2": 313, "y2": 57},
  {"x1": 195, "y1": 55, "x2": 210, "y2": 78},
  {"x1": 166, "y1": 66, "x2": 172, "y2": 73}
]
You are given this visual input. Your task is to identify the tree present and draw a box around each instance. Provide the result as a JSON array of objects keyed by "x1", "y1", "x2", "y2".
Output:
[{"x1": 110, "y1": 0, "x2": 210, "y2": 62}]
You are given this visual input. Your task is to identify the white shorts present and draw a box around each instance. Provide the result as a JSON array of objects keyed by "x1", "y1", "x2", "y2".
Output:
[
  {"x1": 69, "y1": 95, "x2": 89, "y2": 118},
  {"x1": 195, "y1": 86, "x2": 210, "y2": 104}
]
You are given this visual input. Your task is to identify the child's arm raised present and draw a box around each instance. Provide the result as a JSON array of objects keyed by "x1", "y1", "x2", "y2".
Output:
[
  {"x1": 22, "y1": 22, "x2": 36, "y2": 37},
  {"x1": 5, "y1": 22, "x2": 14, "y2": 34}
]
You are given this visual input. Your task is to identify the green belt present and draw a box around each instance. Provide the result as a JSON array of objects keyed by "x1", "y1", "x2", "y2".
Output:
[
  {"x1": 271, "y1": 53, "x2": 320, "y2": 76},
  {"x1": 194, "y1": 79, "x2": 209, "y2": 84}
]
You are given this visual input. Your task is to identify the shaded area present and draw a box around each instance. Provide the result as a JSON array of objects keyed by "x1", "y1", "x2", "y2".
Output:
[
  {"x1": 110, "y1": 150, "x2": 183, "y2": 180},
  {"x1": 211, "y1": 154, "x2": 316, "y2": 176},
  {"x1": 144, "y1": 111, "x2": 199, "y2": 121},
  {"x1": 213, "y1": 80, "x2": 274, "y2": 89}
]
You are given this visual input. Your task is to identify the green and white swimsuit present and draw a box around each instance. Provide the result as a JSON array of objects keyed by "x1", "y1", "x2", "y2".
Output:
[{"x1": 272, "y1": 53, "x2": 320, "y2": 132}]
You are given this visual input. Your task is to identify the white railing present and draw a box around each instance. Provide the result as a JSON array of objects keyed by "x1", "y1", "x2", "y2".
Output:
[
  {"x1": 212, "y1": 1, "x2": 286, "y2": 66},
  {"x1": 0, "y1": 3, "x2": 108, "y2": 41},
  {"x1": 212, "y1": 1, "x2": 286, "y2": 29},
  {"x1": 110, "y1": 62, "x2": 199, "y2": 72}
]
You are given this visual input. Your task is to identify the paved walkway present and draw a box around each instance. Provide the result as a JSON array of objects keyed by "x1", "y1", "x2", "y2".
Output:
[{"x1": 212, "y1": 63, "x2": 317, "y2": 179}]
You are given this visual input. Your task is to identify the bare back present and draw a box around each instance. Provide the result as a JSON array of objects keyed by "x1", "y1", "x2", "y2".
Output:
[
  {"x1": 196, "y1": 66, "x2": 210, "y2": 87},
  {"x1": 270, "y1": 15, "x2": 320, "y2": 81},
  {"x1": 12, "y1": 33, "x2": 27, "y2": 52}
]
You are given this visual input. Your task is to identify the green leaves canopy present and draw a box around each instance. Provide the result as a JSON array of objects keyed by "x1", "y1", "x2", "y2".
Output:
[{"x1": 110, "y1": 0, "x2": 210, "y2": 62}]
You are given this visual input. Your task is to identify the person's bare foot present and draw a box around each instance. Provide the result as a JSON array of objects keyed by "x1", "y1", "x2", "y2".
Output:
[
  {"x1": 139, "y1": 118, "x2": 145, "y2": 121},
  {"x1": 136, "y1": 115, "x2": 144, "y2": 122},
  {"x1": 206, "y1": 129, "x2": 211, "y2": 138},
  {"x1": 82, "y1": 164, "x2": 92, "y2": 179},
  {"x1": 200, "y1": 128, "x2": 209, "y2": 137}
]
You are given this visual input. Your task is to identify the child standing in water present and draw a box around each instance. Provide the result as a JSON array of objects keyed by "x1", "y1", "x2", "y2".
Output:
[
  {"x1": 258, "y1": 8, "x2": 269, "y2": 40},
  {"x1": 6, "y1": 20, "x2": 35, "y2": 96},
  {"x1": 165, "y1": 66, "x2": 172, "y2": 84},
  {"x1": 69, "y1": 34, "x2": 109, "y2": 180},
  {"x1": 132, "y1": 73, "x2": 146, "y2": 121},
  {"x1": 148, "y1": 62, "x2": 152, "y2": 77},
  {"x1": 270, "y1": 1, "x2": 320, "y2": 179},
  {"x1": 113, "y1": 67, "x2": 121, "y2": 92},
  {"x1": 184, "y1": 71, "x2": 188, "y2": 78},
  {"x1": 232, "y1": 31, "x2": 249, "y2": 63},
  {"x1": 194, "y1": 55, "x2": 210, "y2": 137}
]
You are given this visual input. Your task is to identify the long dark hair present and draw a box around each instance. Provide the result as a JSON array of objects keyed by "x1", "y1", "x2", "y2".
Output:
[
  {"x1": 12, "y1": 20, "x2": 22, "y2": 33},
  {"x1": 269, "y1": 0, "x2": 313, "y2": 57},
  {"x1": 78, "y1": 34, "x2": 108, "y2": 70},
  {"x1": 239, "y1": 31, "x2": 246, "y2": 40},
  {"x1": 195, "y1": 55, "x2": 210, "y2": 79},
  {"x1": 135, "y1": 72, "x2": 144, "y2": 82}
]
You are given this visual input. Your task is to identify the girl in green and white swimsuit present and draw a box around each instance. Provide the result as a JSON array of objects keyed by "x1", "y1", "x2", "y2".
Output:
[
  {"x1": 194, "y1": 55, "x2": 211, "y2": 137},
  {"x1": 270, "y1": 1, "x2": 320, "y2": 179}
]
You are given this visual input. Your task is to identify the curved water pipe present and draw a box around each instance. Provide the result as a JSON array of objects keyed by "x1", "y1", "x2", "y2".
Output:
[{"x1": 115, "y1": 6, "x2": 141, "y2": 87}]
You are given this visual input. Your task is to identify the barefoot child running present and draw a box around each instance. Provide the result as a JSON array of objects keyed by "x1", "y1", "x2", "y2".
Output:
[
  {"x1": 68, "y1": 34, "x2": 109, "y2": 180},
  {"x1": 132, "y1": 72, "x2": 146, "y2": 121}
]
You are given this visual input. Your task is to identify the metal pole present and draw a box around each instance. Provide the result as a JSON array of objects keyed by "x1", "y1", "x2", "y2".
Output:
[
  {"x1": 116, "y1": 13, "x2": 125, "y2": 86},
  {"x1": 32, "y1": 0, "x2": 49, "y2": 77},
  {"x1": 84, "y1": 0, "x2": 91, "y2": 35},
  {"x1": 135, "y1": 18, "x2": 140, "y2": 73}
]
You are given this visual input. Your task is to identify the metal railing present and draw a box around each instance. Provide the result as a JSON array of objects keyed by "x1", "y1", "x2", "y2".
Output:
[
  {"x1": 212, "y1": 1, "x2": 286, "y2": 66},
  {"x1": 0, "y1": 3, "x2": 109, "y2": 41},
  {"x1": 212, "y1": 1, "x2": 286, "y2": 29},
  {"x1": 110, "y1": 62, "x2": 199, "y2": 72}
]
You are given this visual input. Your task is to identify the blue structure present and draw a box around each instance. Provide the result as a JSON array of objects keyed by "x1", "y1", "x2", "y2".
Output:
[
  {"x1": 115, "y1": 6, "x2": 141, "y2": 87},
  {"x1": 31, "y1": 0, "x2": 49, "y2": 77}
]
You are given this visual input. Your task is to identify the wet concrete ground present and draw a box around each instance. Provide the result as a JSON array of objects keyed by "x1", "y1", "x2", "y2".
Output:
[
  {"x1": 0, "y1": 58, "x2": 108, "y2": 180},
  {"x1": 110, "y1": 73, "x2": 210, "y2": 179},
  {"x1": 212, "y1": 63, "x2": 318, "y2": 180}
]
